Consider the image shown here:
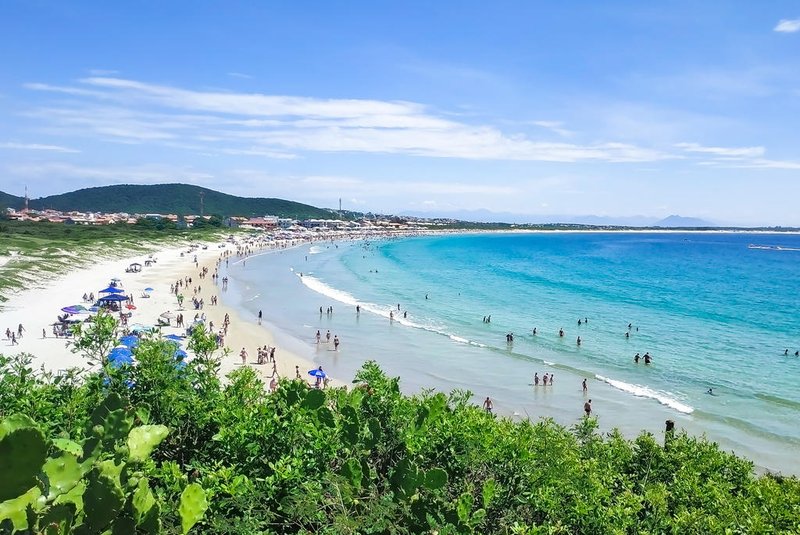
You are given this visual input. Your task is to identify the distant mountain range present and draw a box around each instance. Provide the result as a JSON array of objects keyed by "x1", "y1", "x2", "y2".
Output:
[
  {"x1": 401, "y1": 208, "x2": 717, "y2": 227},
  {"x1": 0, "y1": 183, "x2": 722, "y2": 227},
  {"x1": 0, "y1": 184, "x2": 338, "y2": 220}
]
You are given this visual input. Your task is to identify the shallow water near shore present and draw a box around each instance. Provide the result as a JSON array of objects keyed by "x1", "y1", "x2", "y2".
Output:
[{"x1": 222, "y1": 232, "x2": 800, "y2": 475}]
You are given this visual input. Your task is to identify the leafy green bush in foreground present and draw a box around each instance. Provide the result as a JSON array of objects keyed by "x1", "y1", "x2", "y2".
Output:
[{"x1": 0, "y1": 324, "x2": 798, "y2": 533}]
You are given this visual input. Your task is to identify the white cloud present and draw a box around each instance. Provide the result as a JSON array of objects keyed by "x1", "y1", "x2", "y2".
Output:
[
  {"x1": 88, "y1": 69, "x2": 119, "y2": 76},
  {"x1": 5, "y1": 162, "x2": 214, "y2": 184},
  {"x1": 227, "y1": 72, "x2": 253, "y2": 79},
  {"x1": 0, "y1": 142, "x2": 80, "y2": 153},
  {"x1": 531, "y1": 120, "x2": 574, "y2": 137},
  {"x1": 675, "y1": 142, "x2": 765, "y2": 158},
  {"x1": 24, "y1": 77, "x2": 671, "y2": 163},
  {"x1": 774, "y1": 19, "x2": 800, "y2": 33}
]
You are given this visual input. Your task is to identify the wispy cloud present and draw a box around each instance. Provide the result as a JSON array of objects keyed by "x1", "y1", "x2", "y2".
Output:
[
  {"x1": 88, "y1": 69, "x2": 119, "y2": 76},
  {"x1": 675, "y1": 142, "x2": 764, "y2": 158},
  {"x1": 0, "y1": 142, "x2": 80, "y2": 153},
  {"x1": 5, "y1": 162, "x2": 214, "y2": 184},
  {"x1": 23, "y1": 76, "x2": 671, "y2": 163},
  {"x1": 227, "y1": 72, "x2": 253, "y2": 79},
  {"x1": 531, "y1": 120, "x2": 574, "y2": 137},
  {"x1": 774, "y1": 19, "x2": 800, "y2": 33}
]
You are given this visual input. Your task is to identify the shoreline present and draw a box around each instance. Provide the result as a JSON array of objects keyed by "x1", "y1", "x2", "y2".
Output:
[{"x1": 0, "y1": 235, "x2": 327, "y2": 389}]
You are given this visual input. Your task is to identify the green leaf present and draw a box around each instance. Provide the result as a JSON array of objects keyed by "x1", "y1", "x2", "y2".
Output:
[
  {"x1": 42, "y1": 452, "x2": 82, "y2": 500},
  {"x1": 457, "y1": 492, "x2": 474, "y2": 524},
  {"x1": 482, "y1": 479, "x2": 497, "y2": 509},
  {"x1": 0, "y1": 427, "x2": 48, "y2": 502},
  {"x1": 316, "y1": 407, "x2": 335, "y2": 428},
  {"x1": 341, "y1": 459, "x2": 363, "y2": 490},
  {"x1": 52, "y1": 438, "x2": 83, "y2": 457},
  {"x1": 423, "y1": 468, "x2": 448, "y2": 491},
  {"x1": 390, "y1": 459, "x2": 420, "y2": 497},
  {"x1": 39, "y1": 503, "x2": 75, "y2": 535},
  {"x1": 179, "y1": 483, "x2": 207, "y2": 534},
  {"x1": 83, "y1": 471, "x2": 124, "y2": 532},
  {"x1": 132, "y1": 479, "x2": 156, "y2": 526},
  {"x1": 0, "y1": 487, "x2": 42, "y2": 532},
  {"x1": 111, "y1": 514, "x2": 136, "y2": 534},
  {"x1": 127, "y1": 425, "x2": 169, "y2": 462},
  {"x1": 0, "y1": 414, "x2": 38, "y2": 440},
  {"x1": 365, "y1": 417, "x2": 381, "y2": 449},
  {"x1": 302, "y1": 388, "x2": 326, "y2": 410}
]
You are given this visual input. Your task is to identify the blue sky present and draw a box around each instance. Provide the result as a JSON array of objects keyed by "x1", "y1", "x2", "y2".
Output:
[{"x1": 1, "y1": 2, "x2": 799, "y2": 225}]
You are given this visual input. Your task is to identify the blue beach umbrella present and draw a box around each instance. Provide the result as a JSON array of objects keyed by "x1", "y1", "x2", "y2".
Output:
[
  {"x1": 118, "y1": 335, "x2": 139, "y2": 348},
  {"x1": 61, "y1": 306, "x2": 81, "y2": 314},
  {"x1": 164, "y1": 334, "x2": 184, "y2": 342},
  {"x1": 308, "y1": 369, "x2": 327, "y2": 379},
  {"x1": 144, "y1": 287, "x2": 154, "y2": 292},
  {"x1": 99, "y1": 294, "x2": 129, "y2": 302},
  {"x1": 174, "y1": 349, "x2": 188, "y2": 360},
  {"x1": 107, "y1": 347, "x2": 134, "y2": 367}
]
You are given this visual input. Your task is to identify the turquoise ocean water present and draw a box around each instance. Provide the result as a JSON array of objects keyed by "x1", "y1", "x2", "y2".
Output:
[{"x1": 223, "y1": 232, "x2": 800, "y2": 474}]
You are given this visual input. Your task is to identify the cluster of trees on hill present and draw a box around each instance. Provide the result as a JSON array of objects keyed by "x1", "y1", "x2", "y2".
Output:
[
  {"x1": 1, "y1": 315, "x2": 798, "y2": 533},
  {"x1": 1, "y1": 184, "x2": 340, "y2": 220}
]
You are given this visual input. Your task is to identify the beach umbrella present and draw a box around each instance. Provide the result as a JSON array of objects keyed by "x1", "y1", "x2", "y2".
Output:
[
  {"x1": 144, "y1": 287, "x2": 154, "y2": 292},
  {"x1": 164, "y1": 334, "x2": 184, "y2": 342},
  {"x1": 107, "y1": 347, "x2": 133, "y2": 367},
  {"x1": 99, "y1": 286, "x2": 124, "y2": 294},
  {"x1": 308, "y1": 369, "x2": 327, "y2": 379},
  {"x1": 130, "y1": 324, "x2": 154, "y2": 333},
  {"x1": 118, "y1": 335, "x2": 139, "y2": 348},
  {"x1": 88, "y1": 306, "x2": 100, "y2": 312},
  {"x1": 160, "y1": 311, "x2": 175, "y2": 319},
  {"x1": 61, "y1": 306, "x2": 81, "y2": 314},
  {"x1": 174, "y1": 349, "x2": 188, "y2": 360}
]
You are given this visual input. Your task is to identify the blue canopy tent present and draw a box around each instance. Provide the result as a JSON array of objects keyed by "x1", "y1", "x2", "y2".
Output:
[
  {"x1": 99, "y1": 286, "x2": 124, "y2": 294},
  {"x1": 98, "y1": 294, "x2": 129, "y2": 302},
  {"x1": 164, "y1": 334, "x2": 184, "y2": 342}
]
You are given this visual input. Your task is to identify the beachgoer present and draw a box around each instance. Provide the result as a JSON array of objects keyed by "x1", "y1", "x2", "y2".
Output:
[
  {"x1": 543, "y1": 373, "x2": 549, "y2": 385},
  {"x1": 483, "y1": 397, "x2": 493, "y2": 413},
  {"x1": 578, "y1": 319, "x2": 582, "y2": 326},
  {"x1": 17, "y1": 324, "x2": 24, "y2": 338},
  {"x1": 258, "y1": 310, "x2": 262, "y2": 324},
  {"x1": 326, "y1": 330, "x2": 331, "y2": 342},
  {"x1": 559, "y1": 328, "x2": 564, "y2": 337},
  {"x1": 11, "y1": 333, "x2": 18, "y2": 346},
  {"x1": 356, "y1": 305, "x2": 360, "y2": 314},
  {"x1": 584, "y1": 399, "x2": 592, "y2": 416},
  {"x1": 403, "y1": 311, "x2": 407, "y2": 318},
  {"x1": 295, "y1": 365, "x2": 301, "y2": 379},
  {"x1": 582, "y1": 378, "x2": 587, "y2": 393},
  {"x1": 316, "y1": 330, "x2": 321, "y2": 344},
  {"x1": 576, "y1": 336, "x2": 581, "y2": 346},
  {"x1": 389, "y1": 311, "x2": 394, "y2": 320},
  {"x1": 534, "y1": 373, "x2": 539, "y2": 386},
  {"x1": 706, "y1": 388, "x2": 714, "y2": 395},
  {"x1": 644, "y1": 353, "x2": 652, "y2": 365},
  {"x1": 625, "y1": 332, "x2": 630, "y2": 338},
  {"x1": 532, "y1": 327, "x2": 537, "y2": 335},
  {"x1": 240, "y1": 347, "x2": 248, "y2": 364},
  {"x1": 334, "y1": 335, "x2": 340, "y2": 350},
  {"x1": 785, "y1": 349, "x2": 790, "y2": 355},
  {"x1": 269, "y1": 376, "x2": 278, "y2": 392},
  {"x1": 549, "y1": 374, "x2": 554, "y2": 386},
  {"x1": 634, "y1": 352, "x2": 640, "y2": 363}
]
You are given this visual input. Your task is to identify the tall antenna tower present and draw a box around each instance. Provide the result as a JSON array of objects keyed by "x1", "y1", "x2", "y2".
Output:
[
  {"x1": 199, "y1": 191, "x2": 205, "y2": 216},
  {"x1": 339, "y1": 198, "x2": 342, "y2": 216},
  {"x1": 24, "y1": 186, "x2": 29, "y2": 212}
]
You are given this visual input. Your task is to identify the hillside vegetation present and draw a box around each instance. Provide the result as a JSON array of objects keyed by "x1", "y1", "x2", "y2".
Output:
[
  {"x1": 0, "y1": 317, "x2": 798, "y2": 534},
  {"x1": 3, "y1": 184, "x2": 338, "y2": 219}
]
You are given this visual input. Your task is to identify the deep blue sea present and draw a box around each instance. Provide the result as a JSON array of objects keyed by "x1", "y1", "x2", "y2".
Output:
[{"x1": 223, "y1": 232, "x2": 800, "y2": 474}]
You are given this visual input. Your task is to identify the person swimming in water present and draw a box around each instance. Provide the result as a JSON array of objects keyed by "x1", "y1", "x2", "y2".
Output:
[
  {"x1": 559, "y1": 328, "x2": 564, "y2": 337},
  {"x1": 644, "y1": 352, "x2": 652, "y2": 364},
  {"x1": 634, "y1": 353, "x2": 640, "y2": 363},
  {"x1": 576, "y1": 336, "x2": 581, "y2": 346},
  {"x1": 706, "y1": 388, "x2": 715, "y2": 395}
]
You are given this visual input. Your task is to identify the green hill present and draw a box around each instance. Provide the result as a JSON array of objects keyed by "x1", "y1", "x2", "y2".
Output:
[
  {"x1": 0, "y1": 191, "x2": 23, "y2": 211},
  {"x1": 15, "y1": 183, "x2": 338, "y2": 219}
]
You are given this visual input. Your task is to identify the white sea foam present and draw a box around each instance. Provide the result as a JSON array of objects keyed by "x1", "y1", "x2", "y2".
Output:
[
  {"x1": 596, "y1": 375, "x2": 694, "y2": 414},
  {"x1": 299, "y1": 274, "x2": 488, "y2": 349},
  {"x1": 309, "y1": 246, "x2": 324, "y2": 255},
  {"x1": 543, "y1": 360, "x2": 555, "y2": 366}
]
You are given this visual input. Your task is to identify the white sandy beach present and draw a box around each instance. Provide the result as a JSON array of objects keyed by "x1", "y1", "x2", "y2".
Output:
[{"x1": 0, "y1": 237, "x2": 327, "y2": 387}]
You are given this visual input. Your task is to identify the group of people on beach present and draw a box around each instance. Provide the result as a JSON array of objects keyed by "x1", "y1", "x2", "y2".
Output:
[
  {"x1": 4, "y1": 324, "x2": 24, "y2": 345},
  {"x1": 315, "y1": 328, "x2": 340, "y2": 350}
]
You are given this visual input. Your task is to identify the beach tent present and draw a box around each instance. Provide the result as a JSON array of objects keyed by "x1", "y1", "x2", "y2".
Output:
[
  {"x1": 99, "y1": 286, "x2": 124, "y2": 294},
  {"x1": 98, "y1": 294, "x2": 129, "y2": 302}
]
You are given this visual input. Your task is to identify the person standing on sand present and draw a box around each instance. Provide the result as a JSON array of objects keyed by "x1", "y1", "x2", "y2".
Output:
[
  {"x1": 258, "y1": 310, "x2": 262, "y2": 325},
  {"x1": 582, "y1": 378, "x2": 588, "y2": 393},
  {"x1": 295, "y1": 365, "x2": 301, "y2": 379},
  {"x1": 18, "y1": 324, "x2": 25, "y2": 338},
  {"x1": 483, "y1": 397, "x2": 493, "y2": 413},
  {"x1": 240, "y1": 347, "x2": 248, "y2": 365},
  {"x1": 584, "y1": 399, "x2": 592, "y2": 416},
  {"x1": 326, "y1": 330, "x2": 331, "y2": 342}
]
